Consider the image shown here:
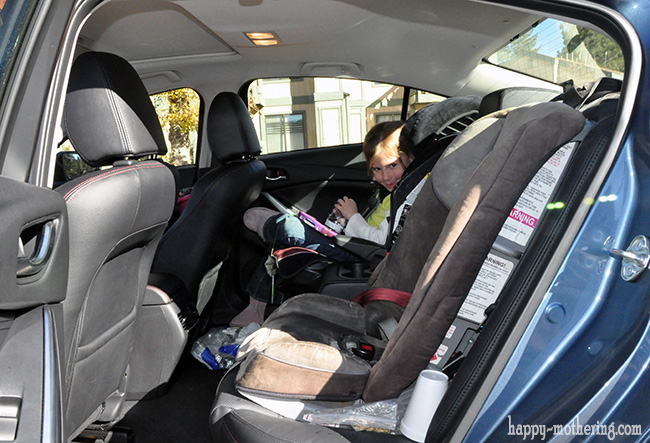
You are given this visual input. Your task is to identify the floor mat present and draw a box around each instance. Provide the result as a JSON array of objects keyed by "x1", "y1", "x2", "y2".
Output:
[{"x1": 117, "y1": 356, "x2": 226, "y2": 443}]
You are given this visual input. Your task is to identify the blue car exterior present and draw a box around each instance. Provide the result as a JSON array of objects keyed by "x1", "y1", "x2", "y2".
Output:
[{"x1": 466, "y1": 1, "x2": 650, "y2": 440}]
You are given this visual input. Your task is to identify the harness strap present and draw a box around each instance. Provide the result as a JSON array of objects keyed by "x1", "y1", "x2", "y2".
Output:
[{"x1": 352, "y1": 287, "x2": 412, "y2": 309}]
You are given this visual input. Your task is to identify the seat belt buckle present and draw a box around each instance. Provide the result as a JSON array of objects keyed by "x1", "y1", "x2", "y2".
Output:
[{"x1": 352, "y1": 341, "x2": 375, "y2": 360}]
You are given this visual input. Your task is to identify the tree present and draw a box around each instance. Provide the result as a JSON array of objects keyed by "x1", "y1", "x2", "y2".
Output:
[
  {"x1": 495, "y1": 27, "x2": 541, "y2": 66},
  {"x1": 152, "y1": 88, "x2": 200, "y2": 166},
  {"x1": 559, "y1": 24, "x2": 624, "y2": 73}
]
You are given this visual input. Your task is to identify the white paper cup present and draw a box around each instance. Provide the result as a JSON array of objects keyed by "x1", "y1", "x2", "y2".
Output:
[{"x1": 400, "y1": 369, "x2": 449, "y2": 442}]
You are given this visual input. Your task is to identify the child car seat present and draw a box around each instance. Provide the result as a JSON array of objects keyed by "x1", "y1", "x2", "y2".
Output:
[{"x1": 208, "y1": 101, "x2": 585, "y2": 443}]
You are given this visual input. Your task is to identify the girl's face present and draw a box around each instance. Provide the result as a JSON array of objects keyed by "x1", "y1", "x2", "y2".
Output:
[{"x1": 370, "y1": 149, "x2": 412, "y2": 192}]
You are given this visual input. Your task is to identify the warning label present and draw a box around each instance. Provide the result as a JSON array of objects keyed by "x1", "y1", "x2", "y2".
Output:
[
  {"x1": 430, "y1": 344, "x2": 449, "y2": 366},
  {"x1": 458, "y1": 253, "x2": 514, "y2": 324},
  {"x1": 499, "y1": 143, "x2": 574, "y2": 247},
  {"x1": 445, "y1": 325, "x2": 456, "y2": 339}
]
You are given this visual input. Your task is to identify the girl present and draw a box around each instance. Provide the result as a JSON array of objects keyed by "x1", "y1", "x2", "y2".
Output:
[{"x1": 245, "y1": 120, "x2": 415, "y2": 258}]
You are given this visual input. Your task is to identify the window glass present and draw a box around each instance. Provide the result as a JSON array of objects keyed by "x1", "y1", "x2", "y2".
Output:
[
  {"x1": 150, "y1": 88, "x2": 201, "y2": 166},
  {"x1": 486, "y1": 18, "x2": 624, "y2": 85},
  {"x1": 265, "y1": 113, "x2": 306, "y2": 153},
  {"x1": 249, "y1": 78, "x2": 407, "y2": 153},
  {"x1": 248, "y1": 78, "x2": 445, "y2": 153},
  {"x1": 0, "y1": 0, "x2": 38, "y2": 101}
]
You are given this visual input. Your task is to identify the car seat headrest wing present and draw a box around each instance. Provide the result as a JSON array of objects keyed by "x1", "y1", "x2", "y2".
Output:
[
  {"x1": 207, "y1": 91, "x2": 262, "y2": 162},
  {"x1": 64, "y1": 52, "x2": 168, "y2": 167},
  {"x1": 405, "y1": 95, "x2": 481, "y2": 145},
  {"x1": 430, "y1": 112, "x2": 506, "y2": 210}
]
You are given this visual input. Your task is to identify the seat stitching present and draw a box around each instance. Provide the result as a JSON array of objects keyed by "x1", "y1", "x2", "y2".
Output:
[{"x1": 63, "y1": 163, "x2": 164, "y2": 203}]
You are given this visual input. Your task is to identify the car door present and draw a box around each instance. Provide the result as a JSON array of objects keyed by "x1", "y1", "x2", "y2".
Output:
[{"x1": 0, "y1": 0, "x2": 76, "y2": 441}]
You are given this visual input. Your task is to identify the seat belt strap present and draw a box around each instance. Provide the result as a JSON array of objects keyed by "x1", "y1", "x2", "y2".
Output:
[{"x1": 377, "y1": 317, "x2": 399, "y2": 340}]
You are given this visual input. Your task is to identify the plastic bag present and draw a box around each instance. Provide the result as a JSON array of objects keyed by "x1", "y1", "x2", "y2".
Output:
[
  {"x1": 301, "y1": 386, "x2": 414, "y2": 433},
  {"x1": 191, "y1": 323, "x2": 260, "y2": 370},
  {"x1": 302, "y1": 399, "x2": 399, "y2": 432}
]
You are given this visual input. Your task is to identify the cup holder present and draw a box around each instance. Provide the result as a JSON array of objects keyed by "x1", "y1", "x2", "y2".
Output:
[{"x1": 339, "y1": 262, "x2": 371, "y2": 279}]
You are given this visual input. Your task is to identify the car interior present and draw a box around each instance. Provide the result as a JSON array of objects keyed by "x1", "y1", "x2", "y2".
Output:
[{"x1": 0, "y1": 0, "x2": 632, "y2": 442}]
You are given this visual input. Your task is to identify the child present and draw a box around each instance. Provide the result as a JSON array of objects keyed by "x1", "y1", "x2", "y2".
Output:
[
  {"x1": 232, "y1": 121, "x2": 415, "y2": 326},
  {"x1": 245, "y1": 121, "x2": 415, "y2": 257}
]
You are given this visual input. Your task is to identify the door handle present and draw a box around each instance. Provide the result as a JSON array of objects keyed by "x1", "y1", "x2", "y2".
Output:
[
  {"x1": 266, "y1": 168, "x2": 288, "y2": 181},
  {"x1": 17, "y1": 220, "x2": 56, "y2": 278}
]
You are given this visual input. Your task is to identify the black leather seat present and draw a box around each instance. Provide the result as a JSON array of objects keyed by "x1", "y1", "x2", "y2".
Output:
[
  {"x1": 56, "y1": 52, "x2": 176, "y2": 438},
  {"x1": 151, "y1": 92, "x2": 266, "y2": 315}
]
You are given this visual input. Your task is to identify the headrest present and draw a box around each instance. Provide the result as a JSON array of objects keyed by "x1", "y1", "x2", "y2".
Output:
[
  {"x1": 64, "y1": 52, "x2": 167, "y2": 167},
  {"x1": 207, "y1": 92, "x2": 262, "y2": 162},
  {"x1": 405, "y1": 96, "x2": 481, "y2": 145},
  {"x1": 432, "y1": 102, "x2": 583, "y2": 210},
  {"x1": 560, "y1": 77, "x2": 623, "y2": 109},
  {"x1": 477, "y1": 87, "x2": 560, "y2": 118}
]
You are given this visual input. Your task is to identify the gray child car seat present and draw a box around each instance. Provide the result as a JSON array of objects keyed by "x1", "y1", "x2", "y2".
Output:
[{"x1": 210, "y1": 101, "x2": 585, "y2": 441}]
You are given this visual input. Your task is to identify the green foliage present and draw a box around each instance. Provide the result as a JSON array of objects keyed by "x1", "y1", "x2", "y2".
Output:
[
  {"x1": 559, "y1": 24, "x2": 624, "y2": 72},
  {"x1": 151, "y1": 88, "x2": 200, "y2": 166},
  {"x1": 497, "y1": 27, "x2": 541, "y2": 64}
]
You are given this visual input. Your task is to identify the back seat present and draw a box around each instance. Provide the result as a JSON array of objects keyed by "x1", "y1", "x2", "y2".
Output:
[{"x1": 209, "y1": 100, "x2": 585, "y2": 442}]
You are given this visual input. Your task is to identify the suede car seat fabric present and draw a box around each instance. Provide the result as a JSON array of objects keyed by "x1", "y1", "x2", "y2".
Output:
[
  {"x1": 233, "y1": 102, "x2": 585, "y2": 404},
  {"x1": 151, "y1": 92, "x2": 266, "y2": 312},
  {"x1": 57, "y1": 52, "x2": 176, "y2": 437}
]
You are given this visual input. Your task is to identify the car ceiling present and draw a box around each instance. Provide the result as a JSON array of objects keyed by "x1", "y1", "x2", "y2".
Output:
[{"x1": 78, "y1": 0, "x2": 551, "y2": 99}]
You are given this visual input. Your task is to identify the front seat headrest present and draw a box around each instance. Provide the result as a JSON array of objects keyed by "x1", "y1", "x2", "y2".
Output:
[
  {"x1": 207, "y1": 91, "x2": 262, "y2": 162},
  {"x1": 64, "y1": 52, "x2": 168, "y2": 167}
]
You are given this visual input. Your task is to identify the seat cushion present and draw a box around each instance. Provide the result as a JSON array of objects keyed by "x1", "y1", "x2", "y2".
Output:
[
  {"x1": 236, "y1": 294, "x2": 370, "y2": 400},
  {"x1": 236, "y1": 341, "x2": 371, "y2": 400}
]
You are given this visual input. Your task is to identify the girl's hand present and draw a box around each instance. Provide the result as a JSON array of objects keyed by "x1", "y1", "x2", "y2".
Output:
[{"x1": 335, "y1": 196, "x2": 358, "y2": 220}]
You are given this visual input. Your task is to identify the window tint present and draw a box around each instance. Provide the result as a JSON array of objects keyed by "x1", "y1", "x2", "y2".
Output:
[
  {"x1": 487, "y1": 18, "x2": 624, "y2": 85},
  {"x1": 0, "y1": 0, "x2": 38, "y2": 101},
  {"x1": 150, "y1": 88, "x2": 201, "y2": 166},
  {"x1": 248, "y1": 78, "x2": 397, "y2": 153},
  {"x1": 248, "y1": 78, "x2": 446, "y2": 153}
]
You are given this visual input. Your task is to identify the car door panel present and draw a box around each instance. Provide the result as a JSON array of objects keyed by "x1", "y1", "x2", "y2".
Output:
[
  {"x1": 0, "y1": 176, "x2": 68, "y2": 308},
  {"x1": 0, "y1": 176, "x2": 68, "y2": 442},
  {"x1": 260, "y1": 144, "x2": 374, "y2": 220}
]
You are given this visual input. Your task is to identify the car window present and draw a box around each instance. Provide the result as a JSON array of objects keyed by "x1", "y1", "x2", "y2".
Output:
[
  {"x1": 150, "y1": 87, "x2": 201, "y2": 166},
  {"x1": 486, "y1": 18, "x2": 624, "y2": 85},
  {"x1": 0, "y1": 0, "x2": 38, "y2": 102},
  {"x1": 247, "y1": 77, "x2": 444, "y2": 154}
]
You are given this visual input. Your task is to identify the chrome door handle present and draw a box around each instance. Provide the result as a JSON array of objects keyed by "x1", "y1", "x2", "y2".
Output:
[
  {"x1": 17, "y1": 220, "x2": 56, "y2": 278},
  {"x1": 265, "y1": 175, "x2": 287, "y2": 181},
  {"x1": 610, "y1": 235, "x2": 650, "y2": 282}
]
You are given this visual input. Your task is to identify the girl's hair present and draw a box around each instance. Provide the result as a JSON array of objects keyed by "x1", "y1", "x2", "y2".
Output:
[{"x1": 362, "y1": 121, "x2": 414, "y2": 174}]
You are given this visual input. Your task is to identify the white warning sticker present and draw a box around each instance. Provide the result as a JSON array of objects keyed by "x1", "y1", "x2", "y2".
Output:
[
  {"x1": 445, "y1": 324, "x2": 456, "y2": 339},
  {"x1": 499, "y1": 143, "x2": 575, "y2": 247},
  {"x1": 458, "y1": 253, "x2": 514, "y2": 324}
]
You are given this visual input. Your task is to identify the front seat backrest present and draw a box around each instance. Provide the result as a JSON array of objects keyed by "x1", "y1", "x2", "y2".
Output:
[
  {"x1": 56, "y1": 52, "x2": 176, "y2": 438},
  {"x1": 151, "y1": 92, "x2": 266, "y2": 314}
]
